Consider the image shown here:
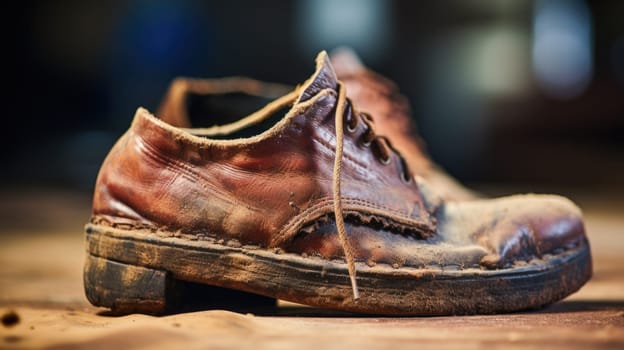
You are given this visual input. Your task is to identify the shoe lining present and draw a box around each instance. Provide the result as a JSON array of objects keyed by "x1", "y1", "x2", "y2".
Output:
[
  {"x1": 186, "y1": 92, "x2": 276, "y2": 131},
  {"x1": 181, "y1": 90, "x2": 299, "y2": 140}
]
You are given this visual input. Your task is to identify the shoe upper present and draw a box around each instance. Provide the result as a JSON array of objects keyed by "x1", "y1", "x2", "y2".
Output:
[
  {"x1": 92, "y1": 51, "x2": 588, "y2": 277},
  {"x1": 93, "y1": 53, "x2": 435, "y2": 252}
]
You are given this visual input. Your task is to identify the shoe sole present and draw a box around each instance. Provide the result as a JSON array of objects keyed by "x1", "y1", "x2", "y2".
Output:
[{"x1": 84, "y1": 223, "x2": 592, "y2": 315}]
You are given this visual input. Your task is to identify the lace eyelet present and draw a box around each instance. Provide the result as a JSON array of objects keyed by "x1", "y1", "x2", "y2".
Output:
[
  {"x1": 401, "y1": 172, "x2": 413, "y2": 184},
  {"x1": 379, "y1": 155, "x2": 391, "y2": 165},
  {"x1": 360, "y1": 128, "x2": 374, "y2": 147},
  {"x1": 346, "y1": 122, "x2": 357, "y2": 133}
]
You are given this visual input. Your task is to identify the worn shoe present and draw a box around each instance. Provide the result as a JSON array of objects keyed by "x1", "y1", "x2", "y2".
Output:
[
  {"x1": 85, "y1": 51, "x2": 591, "y2": 315},
  {"x1": 156, "y1": 48, "x2": 476, "y2": 200}
]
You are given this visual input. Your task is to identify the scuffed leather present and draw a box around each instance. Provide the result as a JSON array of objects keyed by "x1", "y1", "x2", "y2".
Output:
[
  {"x1": 93, "y1": 55, "x2": 434, "y2": 251},
  {"x1": 92, "y1": 52, "x2": 588, "y2": 269}
]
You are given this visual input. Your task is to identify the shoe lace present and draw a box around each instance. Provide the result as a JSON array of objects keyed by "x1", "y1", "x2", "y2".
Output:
[{"x1": 332, "y1": 81, "x2": 413, "y2": 300}]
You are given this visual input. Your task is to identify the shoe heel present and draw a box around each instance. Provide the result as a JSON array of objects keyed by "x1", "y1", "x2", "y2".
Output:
[
  {"x1": 84, "y1": 254, "x2": 170, "y2": 314},
  {"x1": 84, "y1": 254, "x2": 276, "y2": 315}
]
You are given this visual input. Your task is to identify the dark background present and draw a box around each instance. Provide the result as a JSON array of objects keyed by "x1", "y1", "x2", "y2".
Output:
[{"x1": 6, "y1": 0, "x2": 624, "y2": 194}]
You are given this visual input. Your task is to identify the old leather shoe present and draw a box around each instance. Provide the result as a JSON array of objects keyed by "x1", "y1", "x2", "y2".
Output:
[{"x1": 84, "y1": 52, "x2": 591, "y2": 315}]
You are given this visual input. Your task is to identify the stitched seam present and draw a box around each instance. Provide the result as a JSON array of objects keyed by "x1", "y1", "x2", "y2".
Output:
[
  {"x1": 273, "y1": 197, "x2": 430, "y2": 246},
  {"x1": 304, "y1": 197, "x2": 412, "y2": 216}
]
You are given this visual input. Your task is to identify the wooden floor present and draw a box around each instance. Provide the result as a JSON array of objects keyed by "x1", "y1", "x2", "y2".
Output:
[{"x1": 0, "y1": 188, "x2": 623, "y2": 349}]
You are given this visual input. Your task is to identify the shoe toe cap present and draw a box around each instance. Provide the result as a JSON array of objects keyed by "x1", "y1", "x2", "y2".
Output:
[
  {"x1": 528, "y1": 195, "x2": 586, "y2": 252},
  {"x1": 476, "y1": 195, "x2": 587, "y2": 268}
]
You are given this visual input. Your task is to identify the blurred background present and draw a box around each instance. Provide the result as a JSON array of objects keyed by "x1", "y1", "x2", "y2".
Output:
[
  {"x1": 5, "y1": 0, "x2": 624, "y2": 195},
  {"x1": 2, "y1": 2, "x2": 623, "y2": 339}
]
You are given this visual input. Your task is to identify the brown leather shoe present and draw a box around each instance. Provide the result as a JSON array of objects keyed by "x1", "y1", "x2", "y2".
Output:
[
  {"x1": 156, "y1": 48, "x2": 476, "y2": 201},
  {"x1": 84, "y1": 51, "x2": 591, "y2": 315}
]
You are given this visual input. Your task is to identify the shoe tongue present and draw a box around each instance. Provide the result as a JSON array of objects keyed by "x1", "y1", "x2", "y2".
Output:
[{"x1": 296, "y1": 51, "x2": 338, "y2": 103}]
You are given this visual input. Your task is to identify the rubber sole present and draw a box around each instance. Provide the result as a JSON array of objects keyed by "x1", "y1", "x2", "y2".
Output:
[{"x1": 84, "y1": 223, "x2": 592, "y2": 315}]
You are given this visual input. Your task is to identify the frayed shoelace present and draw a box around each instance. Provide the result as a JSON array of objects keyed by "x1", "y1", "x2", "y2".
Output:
[{"x1": 332, "y1": 81, "x2": 412, "y2": 300}]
